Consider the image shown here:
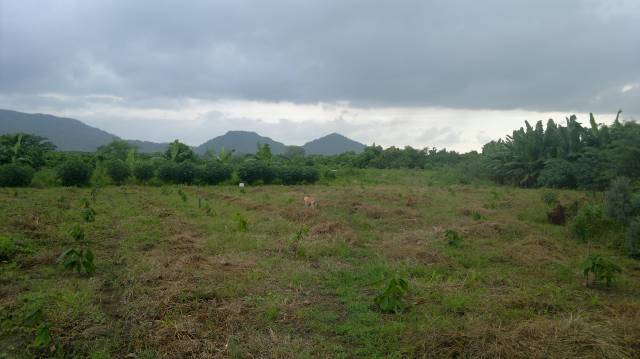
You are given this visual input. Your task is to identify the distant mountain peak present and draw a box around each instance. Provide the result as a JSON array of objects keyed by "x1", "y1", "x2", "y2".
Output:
[
  {"x1": 0, "y1": 109, "x2": 366, "y2": 156},
  {"x1": 195, "y1": 131, "x2": 286, "y2": 155},
  {"x1": 303, "y1": 132, "x2": 365, "y2": 155}
]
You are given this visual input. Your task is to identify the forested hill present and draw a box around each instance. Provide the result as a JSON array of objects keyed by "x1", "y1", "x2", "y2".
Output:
[
  {"x1": 303, "y1": 133, "x2": 365, "y2": 155},
  {"x1": 0, "y1": 109, "x2": 118, "y2": 152},
  {"x1": 0, "y1": 109, "x2": 365, "y2": 155},
  {"x1": 195, "y1": 131, "x2": 287, "y2": 155}
]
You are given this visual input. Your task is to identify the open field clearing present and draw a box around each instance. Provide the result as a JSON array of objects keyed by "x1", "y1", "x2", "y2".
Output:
[{"x1": 1, "y1": 171, "x2": 639, "y2": 358}]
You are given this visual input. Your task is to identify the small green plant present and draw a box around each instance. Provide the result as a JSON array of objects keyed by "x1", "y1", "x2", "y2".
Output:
[
  {"x1": 80, "y1": 198, "x2": 96, "y2": 222},
  {"x1": 68, "y1": 224, "x2": 85, "y2": 242},
  {"x1": 581, "y1": 254, "x2": 622, "y2": 287},
  {"x1": 203, "y1": 202, "x2": 214, "y2": 216},
  {"x1": 0, "y1": 235, "x2": 17, "y2": 261},
  {"x1": 178, "y1": 188, "x2": 187, "y2": 202},
  {"x1": 471, "y1": 211, "x2": 485, "y2": 221},
  {"x1": 373, "y1": 276, "x2": 410, "y2": 314},
  {"x1": 541, "y1": 190, "x2": 559, "y2": 206},
  {"x1": 81, "y1": 206, "x2": 96, "y2": 222},
  {"x1": 59, "y1": 248, "x2": 96, "y2": 276},
  {"x1": 234, "y1": 212, "x2": 248, "y2": 232},
  {"x1": 90, "y1": 186, "x2": 99, "y2": 202},
  {"x1": 289, "y1": 226, "x2": 309, "y2": 252},
  {"x1": 445, "y1": 229, "x2": 462, "y2": 247},
  {"x1": 23, "y1": 308, "x2": 52, "y2": 349},
  {"x1": 161, "y1": 186, "x2": 172, "y2": 195}
]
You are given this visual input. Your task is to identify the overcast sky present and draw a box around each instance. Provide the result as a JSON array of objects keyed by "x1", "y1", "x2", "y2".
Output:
[{"x1": 1, "y1": 0, "x2": 638, "y2": 151}]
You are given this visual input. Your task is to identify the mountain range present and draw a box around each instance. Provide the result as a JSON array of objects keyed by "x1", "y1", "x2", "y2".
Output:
[{"x1": 0, "y1": 109, "x2": 365, "y2": 155}]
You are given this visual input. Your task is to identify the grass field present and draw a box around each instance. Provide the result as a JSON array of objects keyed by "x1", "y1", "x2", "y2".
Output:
[{"x1": 1, "y1": 170, "x2": 639, "y2": 358}]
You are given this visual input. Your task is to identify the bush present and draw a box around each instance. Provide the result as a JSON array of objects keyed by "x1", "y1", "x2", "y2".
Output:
[
  {"x1": 57, "y1": 159, "x2": 92, "y2": 186},
  {"x1": 238, "y1": 160, "x2": 275, "y2": 184},
  {"x1": 537, "y1": 159, "x2": 576, "y2": 188},
  {"x1": 626, "y1": 217, "x2": 640, "y2": 258},
  {"x1": 198, "y1": 161, "x2": 232, "y2": 185},
  {"x1": 570, "y1": 204, "x2": 607, "y2": 242},
  {"x1": 605, "y1": 177, "x2": 636, "y2": 225},
  {"x1": 281, "y1": 166, "x2": 304, "y2": 185},
  {"x1": 540, "y1": 190, "x2": 559, "y2": 206},
  {"x1": 157, "y1": 161, "x2": 196, "y2": 184},
  {"x1": 280, "y1": 166, "x2": 319, "y2": 185},
  {"x1": 133, "y1": 162, "x2": 155, "y2": 182},
  {"x1": 105, "y1": 159, "x2": 130, "y2": 185},
  {"x1": 0, "y1": 163, "x2": 34, "y2": 187},
  {"x1": 301, "y1": 166, "x2": 319, "y2": 183},
  {"x1": 175, "y1": 161, "x2": 196, "y2": 184},
  {"x1": 157, "y1": 161, "x2": 178, "y2": 183}
]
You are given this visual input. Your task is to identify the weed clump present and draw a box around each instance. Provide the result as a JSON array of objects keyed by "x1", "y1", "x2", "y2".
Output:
[
  {"x1": 445, "y1": 229, "x2": 462, "y2": 247},
  {"x1": 547, "y1": 204, "x2": 567, "y2": 225},
  {"x1": 0, "y1": 235, "x2": 17, "y2": 261},
  {"x1": 541, "y1": 190, "x2": 559, "y2": 206}
]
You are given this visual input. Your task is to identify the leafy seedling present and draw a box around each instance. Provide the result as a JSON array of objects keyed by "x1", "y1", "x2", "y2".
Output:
[
  {"x1": 374, "y1": 276, "x2": 410, "y2": 314},
  {"x1": 59, "y1": 248, "x2": 96, "y2": 276},
  {"x1": 581, "y1": 254, "x2": 622, "y2": 287},
  {"x1": 68, "y1": 224, "x2": 85, "y2": 242},
  {"x1": 234, "y1": 212, "x2": 248, "y2": 232},
  {"x1": 81, "y1": 206, "x2": 96, "y2": 222},
  {"x1": 24, "y1": 308, "x2": 52, "y2": 348}
]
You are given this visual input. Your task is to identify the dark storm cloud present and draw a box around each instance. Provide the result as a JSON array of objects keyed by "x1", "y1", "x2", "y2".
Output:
[{"x1": 1, "y1": 0, "x2": 639, "y2": 113}]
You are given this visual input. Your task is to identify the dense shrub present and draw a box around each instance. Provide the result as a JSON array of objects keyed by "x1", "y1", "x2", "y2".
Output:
[
  {"x1": 133, "y1": 162, "x2": 155, "y2": 182},
  {"x1": 301, "y1": 166, "x2": 319, "y2": 183},
  {"x1": 57, "y1": 159, "x2": 92, "y2": 187},
  {"x1": 198, "y1": 161, "x2": 232, "y2": 185},
  {"x1": 157, "y1": 161, "x2": 196, "y2": 184},
  {"x1": 626, "y1": 217, "x2": 640, "y2": 258},
  {"x1": 604, "y1": 177, "x2": 635, "y2": 225},
  {"x1": 238, "y1": 160, "x2": 275, "y2": 184},
  {"x1": 157, "y1": 161, "x2": 178, "y2": 183},
  {"x1": 280, "y1": 166, "x2": 319, "y2": 185},
  {"x1": 105, "y1": 159, "x2": 130, "y2": 185},
  {"x1": 537, "y1": 159, "x2": 576, "y2": 188},
  {"x1": 0, "y1": 163, "x2": 34, "y2": 187},
  {"x1": 175, "y1": 161, "x2": 196, "y2": 184}
]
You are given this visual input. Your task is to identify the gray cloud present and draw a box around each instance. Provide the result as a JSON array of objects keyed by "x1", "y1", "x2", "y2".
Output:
[{"x1": 1, "y1": 0, "x2": 639, "y2": 113}]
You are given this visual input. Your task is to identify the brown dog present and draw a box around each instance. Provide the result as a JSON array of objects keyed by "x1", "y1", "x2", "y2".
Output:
[{"x1": 303, "y1": 196, "x2": 318, "y2": 208}]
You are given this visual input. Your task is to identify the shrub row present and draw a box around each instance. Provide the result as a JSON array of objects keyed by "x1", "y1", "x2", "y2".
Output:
[{"x1": 2, "y1": 159, "x2": 321, "y2": 187}]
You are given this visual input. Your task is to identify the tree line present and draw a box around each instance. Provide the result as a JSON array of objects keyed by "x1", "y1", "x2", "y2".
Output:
[{"x1": 0, "y1": 111, "x2": 638, "y2": 191}]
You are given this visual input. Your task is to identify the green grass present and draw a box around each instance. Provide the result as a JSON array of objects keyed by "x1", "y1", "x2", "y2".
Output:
[{"x1": 1, "y1": 171, "x2": 639, "y2": 358}]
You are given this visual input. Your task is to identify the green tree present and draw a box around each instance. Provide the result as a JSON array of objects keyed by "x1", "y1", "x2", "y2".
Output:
[
  {"x1": 164, "y1": 140, "x2": 196, "y2": 163},
  {"x1": 0, "y1": 133, "x2": 55, "y2": 168}
]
